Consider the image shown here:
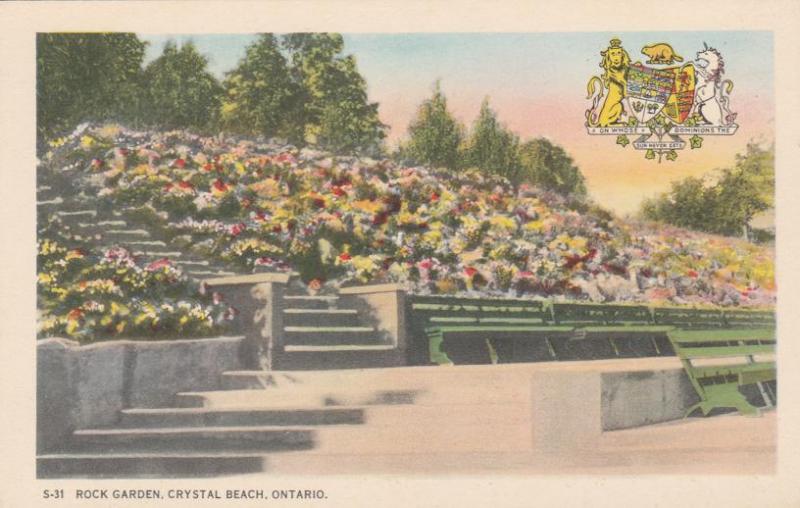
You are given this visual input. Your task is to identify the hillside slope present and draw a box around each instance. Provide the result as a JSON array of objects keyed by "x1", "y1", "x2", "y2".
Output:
[{"x1": 37, "y1": 124, "x2": 775, "y2": 340}]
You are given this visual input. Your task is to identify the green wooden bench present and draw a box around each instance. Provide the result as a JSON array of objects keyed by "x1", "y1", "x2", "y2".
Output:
[
  {"x1": 550, "y1": 303, "x2": 675, "y2": 358},
  {"x1": 667, "y1": 327, "x2": 776, "y2": 416},
  {"x1": 410, "y1": 296, "x2": 573, "y2": 365}
]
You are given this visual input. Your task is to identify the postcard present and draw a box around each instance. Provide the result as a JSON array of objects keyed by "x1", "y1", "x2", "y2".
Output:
[{"x1": 2, "y1": 1, "x2": 800, "y2": 507}]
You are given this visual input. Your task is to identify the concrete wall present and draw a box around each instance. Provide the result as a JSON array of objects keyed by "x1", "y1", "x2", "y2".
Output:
[
  {"x1": 37, "y1": 336, "x2": 246, "y2": 453},
  {"x1": 340, "y1": 284, "x2": 407, "y2": 351},
  {"x1": 601, "y1": 368, "x2": 699, "y2": 430}
]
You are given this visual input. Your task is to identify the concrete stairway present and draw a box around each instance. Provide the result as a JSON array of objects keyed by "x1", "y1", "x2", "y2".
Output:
[
  {"x1": 36, "y1": 370, "x2": 421, "y2": 478},
  {"x1": 275, "y1": 294, "x2": 406, "y2": 370}
]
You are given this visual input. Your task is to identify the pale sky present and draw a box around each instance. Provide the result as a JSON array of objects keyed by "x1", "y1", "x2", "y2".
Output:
[{"x1": 139, "y1": 32, "x2": 774, "y2": 215}]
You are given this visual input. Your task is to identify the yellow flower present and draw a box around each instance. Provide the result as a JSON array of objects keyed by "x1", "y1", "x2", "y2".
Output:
[
  {"x1": 80, "y1": 135, "x2": 96, "y2": 148},
  {"x1": 489, "y1": 215, "x2": 517, "y2": 232},
  {"x1": 352, "y1": 199, "x2": 383, "y2": 214}
]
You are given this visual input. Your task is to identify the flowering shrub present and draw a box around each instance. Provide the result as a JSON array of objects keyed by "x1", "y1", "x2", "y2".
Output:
[
  {"x1": 37, "y1": 240, "x2": 233, "y2": 342},
  {"x1": 40, "y1": 124, "x2": 776, "y2": 309}
]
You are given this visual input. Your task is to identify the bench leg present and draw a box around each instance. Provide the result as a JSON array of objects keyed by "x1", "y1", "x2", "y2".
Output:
[
  {"x1": 689, "y1": 384, "x2": 762, "y2": 417},
  {"x1": 427, "y1": 330, "x2": 453, "y2": 366}
]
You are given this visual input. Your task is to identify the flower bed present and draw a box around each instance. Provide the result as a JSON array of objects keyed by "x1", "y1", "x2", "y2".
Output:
[
  {"x1": 39, "y1": 124, "x2": 775, "y2": 323},
  {"x1": 37, "y1": 239, "x2": 233, "y2": 342}
]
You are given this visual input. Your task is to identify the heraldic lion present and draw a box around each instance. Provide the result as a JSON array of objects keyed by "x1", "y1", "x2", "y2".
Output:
[{"x1": 586, "y1": 39, "x2": 631, "y2": 127}]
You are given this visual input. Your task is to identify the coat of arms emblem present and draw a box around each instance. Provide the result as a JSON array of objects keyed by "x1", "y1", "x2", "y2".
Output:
[{"x1": 585, "y1": 38, "x2": 737, "y2": 162}]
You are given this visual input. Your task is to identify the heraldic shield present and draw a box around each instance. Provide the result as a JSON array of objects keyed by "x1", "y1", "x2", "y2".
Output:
[
  {"x1": 663, "y1": 63, "x2": 696, "y2": 124},
  {"x1": 626, "y1": 62, "x2": 697, "y2": 124}
]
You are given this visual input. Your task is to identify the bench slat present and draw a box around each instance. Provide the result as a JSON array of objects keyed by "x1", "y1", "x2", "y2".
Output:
[
  {"x1": 674, "y1": 344, "x2": 775, "y2": 358},
  {"x1": 669, "y1": 328, "x2": 775, "y2": 342}
]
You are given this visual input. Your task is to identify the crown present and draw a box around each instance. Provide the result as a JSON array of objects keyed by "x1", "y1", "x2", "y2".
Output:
[{"x1": 609, "y1": 38, "x2": 622, "y2": 48}]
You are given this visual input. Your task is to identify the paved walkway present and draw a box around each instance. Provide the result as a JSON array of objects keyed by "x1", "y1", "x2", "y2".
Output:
[{"x1": 265, "y1": 411, "x2": 776, "y2": 475}]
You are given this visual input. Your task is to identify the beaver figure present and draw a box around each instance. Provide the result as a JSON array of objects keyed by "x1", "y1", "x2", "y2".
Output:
[{"x1": 641, "y1": 43, "x2": 684, "y2": 65}]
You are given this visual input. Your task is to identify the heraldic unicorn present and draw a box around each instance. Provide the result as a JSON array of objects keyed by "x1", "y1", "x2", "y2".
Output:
[{"x1": 585, "y1": 38, "x2": 738, "y2": 162}]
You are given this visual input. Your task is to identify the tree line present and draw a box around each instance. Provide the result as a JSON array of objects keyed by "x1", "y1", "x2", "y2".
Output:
[
  {"x1": 37, "y1": 33, "x2": 588, "y2": 198},
  {"x1": 399, "y1": 82, "x2": 587, "y2": 197},
  {"x1": 639, "y1": 143, "x2": 774, "y2": 241},
  {"x1": 37, "y1": 33, "x2": 385, "y2": 155}
]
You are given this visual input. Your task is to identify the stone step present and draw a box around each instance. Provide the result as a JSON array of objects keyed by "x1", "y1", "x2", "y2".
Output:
[
  {"x1": 174, "y1": 260, "x2": 211, "y2": 268},
  {"x1": 37, "y1": 453, "x2": 267, "y2": 478},
  {"x1": 54, "y1": 209, "x2": 98, "y2": 220},
  {"x1": 133, "y1": 251, "x2": 184, "y2": 259},
  {"x1": 176, "y1": 385, "x2": 417, "y2": 409},
  {"x1": 36, "y1": 197, "x2": 64, "y2": 207},
  {"x1": 282, "y1": 326, "x2": 382, "y2": 346},
  {"x1": 118, "y1": 407, "x2": 365, "y2": 428},
  {"x1": 275, "y1": 345, "x2": 406, "y2": 370},
  {"x1": 186, "y1": 270, "x2": 239, "y2": 279},
  {"x1": 282, "y1": 295, "x2": 341, "y2": 309},
  {"x1": 69, "y1": 426, "x2": 315, "y2": 453},
  {"x1": 283, "y1": 309, "x2": 361, "y2": 327},
  {"x1": 127, "y1": 240, "x2": 168, "y2": 248}
]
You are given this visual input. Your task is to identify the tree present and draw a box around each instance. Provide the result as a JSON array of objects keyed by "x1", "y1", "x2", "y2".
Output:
[
  {"x1": 282, "y1": 33, "x2": 386, "y2": 154},
  {"x1": 220, "y1": 34, "x2": 303, "y2": 143},
  {"x1": 37, "y1": 33, "x2": 147, "y2": 142},
  {"x1": 401, "y1": 82, "x2": 464, "y2": 169},
  {"x1": 517, "y1": 138, "x2": 587, "y2": 196},
  {"x1": 141, "y1": 41, "x2": 223, "y2": 132},
  {"x1": 639, "y1": 143, "x2": 774, "y2": 240},
  {"x1": 461, "y1": 98, "x2": 521, "y2": 181}
]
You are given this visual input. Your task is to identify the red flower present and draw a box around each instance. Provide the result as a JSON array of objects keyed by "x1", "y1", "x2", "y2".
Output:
[
  {"x1": 464, "y1": 266, "x2": 478, "y2": 277},
  {"x1": 67, "y1": 308, "x2": 84, "y2": 321},
  {"x1": 430, "y1": 192, "x2": 440, "y2": 202},
  {"x1": 419, "y1": 259, "x2": 433, "y2": 270},
  {"x1": 372, "y1": 211, "x2": 389, "y2": 226},
  {"x1": 228, "y1": 223, "x2": 246, "y2": 237},
  {"x1": 687, "y1": 270, "x2": 699, "y2": 278},
  {"x1": 146, "y1": 258, "x2": 172, "y2": 272},
  {"x1": 178, "y1": 181, "x2": 194, "y2": 190},
  {"x1": 212, "y1": 179, "x2": 229, "y2": 193},
  {"x1": 339, "y1": 252, "x2": 352, "y2": 262},
  {"x1": 172, "y1": 158, "x2": 186, "y2": 169},
  {"x1": 331, "y1": 186, "x2": 346, "y2": 197}
]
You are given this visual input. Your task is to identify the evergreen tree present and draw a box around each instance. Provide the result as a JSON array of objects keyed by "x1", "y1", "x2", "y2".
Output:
[
  {"x1": 517, "y1": 138, "x2": 587, "y2": 196},
  {"x1": 461, "y1": 98, "x2": 521, "y2": 181},
  {"x1": 220, "y1": 34, "x2": 303, "y2": 143},
  {"x1": 142, "y1": 40, "x2": 223, "y2": 132},
  {"x1": 402, "y1": 81, "x2": 464, "y2": 169},
  {"x1": 37, "y1": 33, "x2": 147, "y2": 142}
]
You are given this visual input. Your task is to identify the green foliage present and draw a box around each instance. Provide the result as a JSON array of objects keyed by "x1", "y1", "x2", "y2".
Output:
[
  {"x1": 37, "y1": 33, "x2": 147, "y2": 141},
  {"x1": 141, "y1": 41, "x2": 223, "y2": 132},
  {"x1": 517, "y1": 138, "x2": 587, "y2": 197},
  {"x1": 640, "y1": 143, "x2": 774, "y2": 238},
  {"x1": 281, "y1": 33, "x2": 386, "y2": 154},
  {"x1": 218, "y1": 33, "x2": 385, "y2": 153},
  {"x1": 220, "y1": 34, "x2": 303, "y2": 143},
  {"x1": 461, "y1": 98, "x2": 521, "y2": 181},
  {"x1": 401, "y1": 81, "x2": 464, "y2": 170}
]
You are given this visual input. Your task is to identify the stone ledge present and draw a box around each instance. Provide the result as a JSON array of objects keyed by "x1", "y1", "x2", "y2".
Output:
[
  {"x1": 339, "y1": 283, "x2": 406, "y2": 295},
  {"x1": 203, "y1": 272, "x2": 292, "y2": 286}
]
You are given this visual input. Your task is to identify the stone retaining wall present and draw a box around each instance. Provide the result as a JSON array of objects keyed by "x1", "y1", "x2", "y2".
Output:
[{"x1": 37, "y1": 336, "x2": 246, "y2": 452}]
